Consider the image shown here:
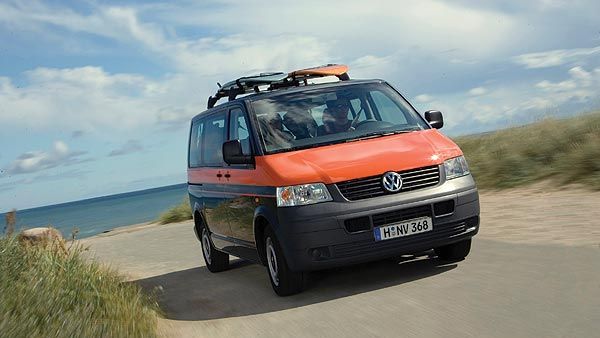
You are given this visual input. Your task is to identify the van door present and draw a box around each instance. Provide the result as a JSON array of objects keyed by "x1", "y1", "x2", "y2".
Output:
[
  {"x1": 188, "y1": 110, "x2": 235, "y2": 250},
  {"x1": 223, "y1": 106, "x2": 257, "y2": 247}
]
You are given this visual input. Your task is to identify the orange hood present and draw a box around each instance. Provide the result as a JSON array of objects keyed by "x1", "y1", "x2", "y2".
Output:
[{"x1": 258, "y1": 129, "x2": 462, "y2": 186}]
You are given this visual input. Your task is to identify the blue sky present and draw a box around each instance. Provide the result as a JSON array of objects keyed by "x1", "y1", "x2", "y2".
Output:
[{"x1": 1, "y1": 0, "x2": 600, "y2": 211}]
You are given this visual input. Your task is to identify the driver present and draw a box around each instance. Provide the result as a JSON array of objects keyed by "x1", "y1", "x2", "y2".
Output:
[{"x1": 317, "y1": 99, "x2": 352, "y2": 136}]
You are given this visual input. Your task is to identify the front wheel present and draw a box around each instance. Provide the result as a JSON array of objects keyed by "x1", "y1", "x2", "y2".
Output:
[
  {"x1": 201, "y1": 227, "x2": 229, "y2": 272},
  {"x1": 435, "y1": 238, "x2": 472, "y2": 261},
  {"x1": 264, "y1": 227, "x2": 306, "y2": 296}
]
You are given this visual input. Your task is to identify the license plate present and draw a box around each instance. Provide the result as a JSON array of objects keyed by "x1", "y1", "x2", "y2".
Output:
[{"x1": 374, "y1": 216, "x2": 433, "y2": 241}]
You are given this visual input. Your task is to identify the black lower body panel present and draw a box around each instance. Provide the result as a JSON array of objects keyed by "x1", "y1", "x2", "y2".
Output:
[{"x1": 275, "y1": 183, "x2": 480, "y2": 271}]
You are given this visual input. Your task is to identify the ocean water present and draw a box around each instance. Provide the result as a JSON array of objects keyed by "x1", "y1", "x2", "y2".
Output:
[{"x1": 2, "y1": 183, "x2": 189, "y2": 239}]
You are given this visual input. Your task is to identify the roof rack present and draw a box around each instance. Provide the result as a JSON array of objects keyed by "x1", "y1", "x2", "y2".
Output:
[{"x1": 207, "y1": 64, "x2": 350, "y2": 109}]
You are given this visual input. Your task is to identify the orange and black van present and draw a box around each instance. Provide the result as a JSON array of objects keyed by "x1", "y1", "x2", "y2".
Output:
[{"x1": 188, "y1": 65, "x2": 479, "y2": 296}]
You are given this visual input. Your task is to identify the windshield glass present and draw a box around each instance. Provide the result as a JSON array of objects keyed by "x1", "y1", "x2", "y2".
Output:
[{"x1": 251, "y1": 82, "x2": 429, "y2": 153}]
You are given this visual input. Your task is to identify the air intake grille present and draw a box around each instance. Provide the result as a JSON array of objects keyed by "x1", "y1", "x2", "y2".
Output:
[
  {"x1": 372, "y1": 205, "x2": 432, "y2": 227},
  {"x1": 336, "y1": 165, "x2": 441, "y2": 201}
]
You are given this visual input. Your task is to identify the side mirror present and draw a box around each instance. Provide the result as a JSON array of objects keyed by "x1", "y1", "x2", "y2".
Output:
[
  {"x1": 223, "y1": 140, "x2": 253, "y2": 165},
  {"x1": 424, "y1": 110, "x2": 444, "y2": 129}
]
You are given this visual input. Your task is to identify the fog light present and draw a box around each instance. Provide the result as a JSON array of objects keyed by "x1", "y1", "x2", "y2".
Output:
[{"x1": 309, "y1": 247, "x2": 331, "y2": 261}]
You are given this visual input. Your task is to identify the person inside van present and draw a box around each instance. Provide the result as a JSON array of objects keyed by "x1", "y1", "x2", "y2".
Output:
[
  {"x1": 317, "y1": 99, "x2": 352, "y2": 135},
  {"x1": 260, "y1": 112, "x2": 294, "y2": 149},
  {"x1": 283, "y1": 110, "x2": 317, "y2": 139}
]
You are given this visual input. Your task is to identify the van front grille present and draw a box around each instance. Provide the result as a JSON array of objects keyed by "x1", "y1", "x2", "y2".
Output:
[{"x1": 336, "y1": 165, "x2": 441, "y2": 201}]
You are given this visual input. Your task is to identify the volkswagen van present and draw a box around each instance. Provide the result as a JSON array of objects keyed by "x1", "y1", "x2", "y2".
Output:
[{"x1": 188, "y1": 65, "x2": 479, "y2": 296}]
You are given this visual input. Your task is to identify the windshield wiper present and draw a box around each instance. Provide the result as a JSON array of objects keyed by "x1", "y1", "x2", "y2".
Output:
[
  {"x1": 345, "y1": 128, "x2": 419, "y2": 142},
  {"x1": 275, "y1": 140, "x2": 346, "y2": 153}
]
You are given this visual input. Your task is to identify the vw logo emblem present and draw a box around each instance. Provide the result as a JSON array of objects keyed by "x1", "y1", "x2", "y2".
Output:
[{"x1": 382, "y1": 172, "x2": 403, "y2": 192}]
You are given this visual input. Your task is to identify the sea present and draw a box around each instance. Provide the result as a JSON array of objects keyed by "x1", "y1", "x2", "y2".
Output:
[{"x1": 1, "y1": 183, "x2": 189, "y2": 239}]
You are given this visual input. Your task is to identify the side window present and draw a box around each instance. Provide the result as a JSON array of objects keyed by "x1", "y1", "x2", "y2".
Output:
[
  {"x1": 310, "y1": 104, "x2": 327, "y2": 127},
  {"x1": 349, "y1": 98, "x2": 368, "y2": 122},
  {"x1": 228, "y1": 108, "x2": 251, "y2": 155},
  {"x1": 189, "y1": 121, "x2": 203, "y2": 168},
  {"x1": 370, "y1": 90, "x2": 408, "y2": 124},
  {"x1": 200, "y1": 112, "x2": 226, "y2": 166}
]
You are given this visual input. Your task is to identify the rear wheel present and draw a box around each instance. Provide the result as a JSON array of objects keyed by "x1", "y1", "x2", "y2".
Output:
[
  {"x1": 201, "y1": 227, "x2": 229, "y2": 272},
  {"x1": 264, "y1": 227, "x2": 306, "y2": 296},
  {"x1": 435, "y1": 238, "x2": 472, "y2": 261}
]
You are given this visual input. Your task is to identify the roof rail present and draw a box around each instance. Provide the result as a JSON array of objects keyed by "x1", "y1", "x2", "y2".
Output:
[{"x1": 207, "y1": 64, "x2": 350, "y2": 109}]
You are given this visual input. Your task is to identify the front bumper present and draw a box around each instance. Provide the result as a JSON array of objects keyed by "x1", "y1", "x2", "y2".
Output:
[{"x1": 274, "y1": 174, "x2": 480, "y2": 271}]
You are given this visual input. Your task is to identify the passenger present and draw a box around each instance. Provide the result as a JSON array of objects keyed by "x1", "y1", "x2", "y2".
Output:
[
  {"x1": 283, "y1": 111, "x2": 317, "y2": 139},
  {"x1": 317, "y1": 99, "x2": 352, "y2": 136},
  {"x1": 260, "y1": 113, "x2": 294, "y2": 149}
]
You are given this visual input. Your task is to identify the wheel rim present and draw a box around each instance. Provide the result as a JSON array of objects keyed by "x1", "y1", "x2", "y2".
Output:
[
  {"x1": 266, "y1": 237, "x2": 279, "y2": 286},
  {"x1": 202, "y1": 228, "x2": 212, "y2": 265}
]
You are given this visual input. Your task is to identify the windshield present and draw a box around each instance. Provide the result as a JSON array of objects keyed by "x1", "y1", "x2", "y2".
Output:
[{"x1": 250, "y1": 83, "x2": 429, "y2": 154}]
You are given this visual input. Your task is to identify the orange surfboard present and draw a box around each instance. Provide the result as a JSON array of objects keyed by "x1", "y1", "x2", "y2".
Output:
[{"x1": 289, "y1": 64, "x2": 349, "y2": 77}]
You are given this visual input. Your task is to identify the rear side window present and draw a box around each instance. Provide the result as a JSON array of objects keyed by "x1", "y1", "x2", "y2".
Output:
[
  {"x1": 189, "y1": 121, "x2": 203, "y2": 167},
  {"x1": 189, "y1": 111, "x2": 226, "y2": 167}
]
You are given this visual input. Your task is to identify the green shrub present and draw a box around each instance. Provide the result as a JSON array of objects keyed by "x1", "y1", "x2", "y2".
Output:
[
  {"x1": 0, "y1": 237, "x2": 159, "y2": 337},
  {"x1": 158, "y1": 197, "x2": 192, "y2": 224},
  {"x1": 454, "y1": 111, "x2": 600, "y2": 190}
]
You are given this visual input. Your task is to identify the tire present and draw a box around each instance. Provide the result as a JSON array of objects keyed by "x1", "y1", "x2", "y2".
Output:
[
  {"x1": 435, "y1": 238, "x2": 472, "y2": 261},
  {"x1": 201, "y1": 226, "x2": 229, "y2": 272},
  {"x1": 264, "y1": 227, "x2": 306, "y2": 296}
]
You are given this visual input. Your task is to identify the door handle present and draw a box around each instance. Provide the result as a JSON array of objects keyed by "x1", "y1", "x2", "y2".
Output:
[
  {"x1": 216, "y1": 173, "x2": 223, "y2": 178},
  {"x1": 224, "y1": 173, "x2": 231, "y2": 178}
]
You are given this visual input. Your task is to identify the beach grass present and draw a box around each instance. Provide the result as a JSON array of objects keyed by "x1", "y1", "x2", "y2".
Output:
[
  {"x1": 454, "y1": 111, "x2": 600, "y2": 190},
  {"x1": 0, "y1": 236, "x2": 159, "y2": 337},
  {"x1": 158, "y1": 196, "x2": 192, "y2": 224}
]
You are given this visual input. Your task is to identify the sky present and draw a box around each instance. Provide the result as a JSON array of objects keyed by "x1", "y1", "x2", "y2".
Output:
[{"x1": 1, "y1": 0, "x2": 600, "y2": 211}]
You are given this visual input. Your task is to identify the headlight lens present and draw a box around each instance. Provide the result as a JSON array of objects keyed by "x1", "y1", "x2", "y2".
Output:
[
  {"x1": 276, "y1": 183, "x2": 332, "y2": 207},
  {"x1": 444, "y1": 156, "x2": 470, "y2": 179}
]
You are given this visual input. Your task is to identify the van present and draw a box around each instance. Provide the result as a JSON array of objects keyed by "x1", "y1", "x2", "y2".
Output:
[{"x1": 188, "y1": 65, "x2": 479, "y2": 296}]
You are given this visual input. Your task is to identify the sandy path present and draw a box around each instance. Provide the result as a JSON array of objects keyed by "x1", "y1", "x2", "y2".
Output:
[
  {"x1": 82, "y1": 186, "x2": 600, "y2": 338},
  {"x1": 478, "y1": 185, "x2": 600, "y2": 247}
]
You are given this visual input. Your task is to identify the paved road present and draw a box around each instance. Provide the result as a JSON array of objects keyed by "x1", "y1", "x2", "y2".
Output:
[{"x1": 84, "y1": 220, "x2": 600, "y2": 338}]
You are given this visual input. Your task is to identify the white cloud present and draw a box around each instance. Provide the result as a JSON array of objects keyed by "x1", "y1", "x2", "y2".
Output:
[
  {"x1": 6, "y1": 141, "x2": 87, "y2": 175},
  {"x1": 568, "y1": 66, "x2": 593, "y2": 85},
  {"x1": 152, "y1": 0, "x2": 518, "y2": 60},
  {"x1": 535, "y1": 80, "x2": 577, "y2": 92},
  {"x1": 0, "y1": 1, "x2": 332, "y2": 76},
  {"x1": 0, "y1": 1, "x2": 165, "y2": 51},
  {"x1": 535, "y1": 66, "x2": 596, "y2": 93},
  {"x1": 468, "y1": 87, "x2": 487, "y2": 96},
  {"x1": 350, "y1": 55, "x2": 395, "y2": 79},
  {"x1": 0, "y1": 33, "x2": 333, "y2": 131},
  {"x1": 512, "y1": 45, "x2": 600, "y2": 69},
  {"x1": 0, "y1": 67, "x2": 172, "y2": 131},
  {"x1": 415, "y1": 94, "x2": 434, "y2": 103},
  {"x1": 108, "y1": 140, "x2": 144, "y2": 157},
  {"x1": 416, "y1": 65, "x2": 600, "y2": 134}
]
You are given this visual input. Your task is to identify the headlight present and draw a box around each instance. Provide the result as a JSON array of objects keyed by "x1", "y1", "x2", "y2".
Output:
[
  {"x1": 444, "y1": 156, "x2": 470, "y2": 179},
  {"x1": 276, "y1": 183, "x2": 332, "y2": 207}
]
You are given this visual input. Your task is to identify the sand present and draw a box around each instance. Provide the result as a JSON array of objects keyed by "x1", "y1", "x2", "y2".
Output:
[{"x1": 478, "y1": 184, "x2": 600, "y2": 247}]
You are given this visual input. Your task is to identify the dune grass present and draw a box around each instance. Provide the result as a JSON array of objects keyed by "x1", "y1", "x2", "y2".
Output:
[
  {"x1": 158, "y1": 197, "x2": 192, "y2": 224},
  {"x1": 0, "y1": 237, "x2": 159, "y2": 337},
  {"x1": 454, "y1": 111, "x2": 600, "y2": 190}
]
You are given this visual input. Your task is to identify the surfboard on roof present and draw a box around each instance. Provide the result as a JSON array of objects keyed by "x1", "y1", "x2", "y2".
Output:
[{"x1": 288, "y1": 64, "x2": 349, "y2": 78}]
